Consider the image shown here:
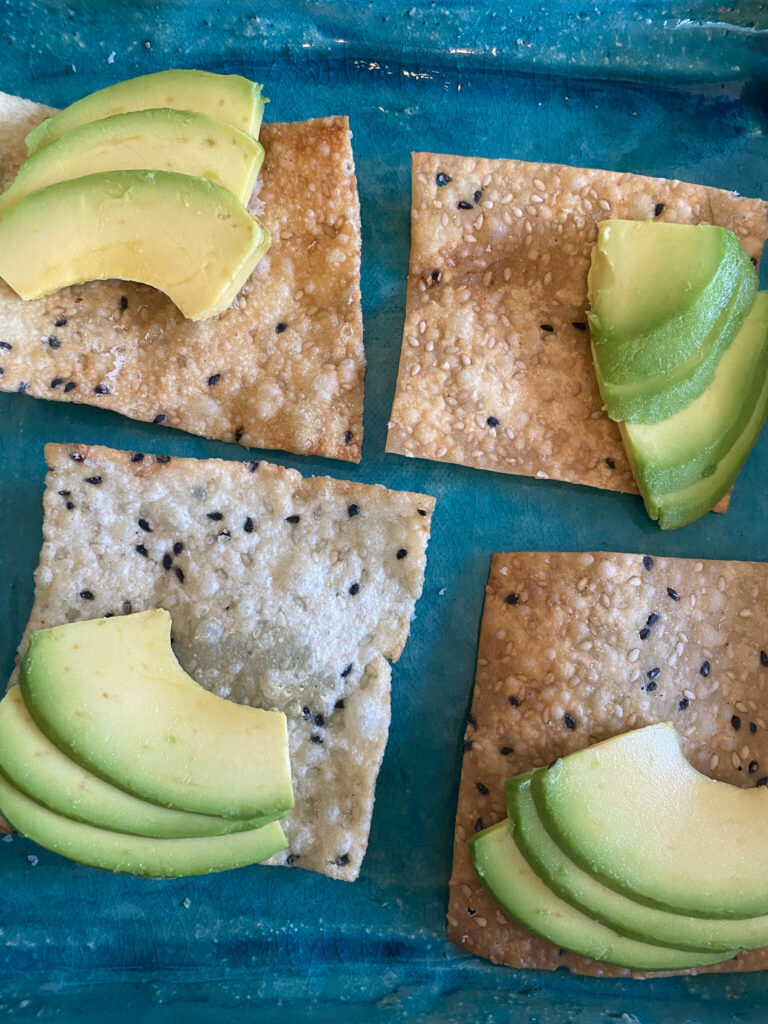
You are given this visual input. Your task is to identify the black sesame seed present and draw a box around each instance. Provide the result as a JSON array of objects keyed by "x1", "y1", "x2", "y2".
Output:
[
  {"x1": 474, "y1": 818, "x2": 484, "y2": 833},
  {"x1": 343, "y1": 430, "x2": 353, "y2": 444},
  {"x1": 207, "y1": 374, "x2": 221, "y2": 386},
  {"x1": 131, "y1": 453, "x2": 145, "y2": 463},
  {"x1": 643, "y1": 555, "x2": 653, "y2": 571},
  {"x1": 65, "y1": 501, "x2": 75, "y2": 510},
  {"x1": 604, "y1": 457, "x2": 615, "y2": 469},
  {"x1": 63, "y1": 382, "x2": 76, "y2": 393},
  {"x1": 463, "y1": 740, "x2": 474, "y2": 753},
  {"x1": 341, "y1": 663, "x2": 353, "y2": 678},
  {"x1": 700, "y1": 660, "x2": 710, "y2": 677},
  {"x1": 235, "y1": 427, "x2": 244, "y2": 442},
  {"x1": 135, "y1": 544, "x2": 148, "y2": 557},
  {"x1": 244, "y1": 517, "x2": 254, "y2": 533},
  {"x1": 646, "y1": 612, "x2": 659, "y2": 627},
  {"x1": 435, "y1": 172, "x2": 452, "y2": 186},
  {"x1": 93, "y1": 384, "x2": 110, "y2": 395},
  {"x1": 336, "y1": 854, "x2": 350, "y2": 866},
  {"x1": 218, "y1": 530, "x2": 231, "y2": 539},
  {"x1": 302, "y1": 706, "x2": 311, "y2": 720},
  {"x1": 17, "y1": 382, "x2": 28, "y2": 394},
  {"x1": 50, "y1": 377, "x2": 64, "y2": 389},
  {"x1": 500, "y1": 746, "x2": 514, "y2": 755},
  {"x1": 347, "y1": 503, "x2": 360, "y2": 517},
  {"x1": 473, "y1": 189, "x2": 482, "y2": 204},
  {"x1": 467, "y1": 906, "x2": 476, "y2": 916},
  {"x1": 311, "y1": 734, "x2": 323, "y2": 745},
  {"x1": 285, "y1": 854, "x2": 297, "y2": 866},
  {"x1": 571, "y1": 321, "x2": 587, "y2": 331},
  {"x1": 348, "y1": 582, "x2": 360, "y2": 596},
  {"x1": 749, "y1": 761, "x2": 760, "y2": 775},
  {"x1": 468, "y1": 712, "x2": 477, "y2": 729},
  {"x1": 0, "y1": 341, "x2": 11, "y2": 350},
  {"x1": 752, "y1": 257, "x2": 759, "y2": 268},
  {"x1": 79, "y1": 590, "x2": 94, "y2": 601},
  {"x1": 153, "y1": 414, "x2": 166, "y2": 424},
  {"x1": 476, "y1": 781, "x2": 489, "y2": 795},
  {"x1": 647, "y1": 667, "x2": 660, "y2": 679},
  {"x1": 70, "y1": 453, "x2": 85, "y2": 462},
  {"x1": 207, "y1": 512, "x2": 223, "y2": 521},
  {"x1": 564, "y1": 713, "x2": 576, "y2": 730},
  {"x1": 417, "y1": 508, "x2": 426, "y2": 516},
  {"x1": 667, "y1": 587, "x2": 680, "y2": 601},
  {"x1": 120, "y1": 296, "x2": 128, "y2": 310},
  {"x1": 248, "y1": 461, "x2": 259, "y2": 472},
  {"x1": 487, "y1": 416, "x2": 499, "y2": 427},
  {"x1": 757, "y1": 777, "x2": 768, "y2": 788},
  {"x1": 162, "y1": 553, "x2": 173, "y2": 570},
  {"x1": 678, "y1": 698, "x2": 690, "y2": 710},
  {"x1": 732, "y1": 715, "x2": 742, "y2": 731},
  {"x1": 55, "y1": 317, "x2": 67, "y2": 327},
  {"x1": 173, "y1": 541, "x2": 184, "y2": 555},
  {"x1": 335, "y1": 699, "x2": 345, "y2": 710},
  {"x1": 540, "y1": 324, "x2": 554, "y2": 333},
  {"x1": 0, "y1": 368, "x2": 4, "y2": 376},
  {"x1": 639, "y1": 628, "x2": 650, "y2": 640},
  {"x1": 751, "y1": 722, "x2": 758, "y2": 734},
  {"x1": 396, "y1": 548, "x2": 407, "y2": 559},
  {"x1": 646, "y1": 681, "x2": 657, "y2": 692},
  {"x1": 509, "y1": 695, "x2": 521, "y2": 706},
  {"x1": 654, "y1": 202, "x2": 665, "y2": 217},
  {"x1": 175, "y1": 567, "x2": 185, "y2": 583},
  {"x1": 85, "y1": 476, "x2": 102, "y2": 485},
  {"x1": 48, "y1": 336, "x2": 61, "y2": 348},
  {"x1": 138, "y1": 518, "x2": 152, "y2": 532},
  {"x1": 457, "y1": 200, "x2": 473, "y2": 210},
  {"x1": 275, "y1": 322, "x2": 287, "y2": 334},
  {"x1": 431, "y1": 268, "x2": 441, "y2": 283},
  {"x1": 505, "y1": 593, "x2": 519, "y2": 605},
  {"x1": 58, "y1": 490, "x2": 70, "y2": 497},
  {"x1": 314, "y1": 714, "x2": 325, "y2": 727},
  {"x1": 285, "y1": 514, "x2": 300, "y2": 524},
  {"x1": 154, "y1": 455, "x2": 171, "y2": 464},
  {"x1": 761, "y1": 650, "x2": 768, "y2": 668}
]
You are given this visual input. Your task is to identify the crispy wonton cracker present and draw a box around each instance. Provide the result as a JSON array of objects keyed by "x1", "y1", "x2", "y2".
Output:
[
  {"x1": 387, "y1": 155, "x2": 768, "y2": 506},
  {"x1": 449, "y1": 551, "x2": 768, "y2": 976},
  {"x1": 0, "y1": 93, "x2": 364, "y2": 461},
  {"x1": 8, "y1": 443, "x2": 434, "y2": 880}
]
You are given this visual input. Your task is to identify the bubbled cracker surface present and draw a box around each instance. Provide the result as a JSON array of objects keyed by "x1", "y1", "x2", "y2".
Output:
[
  {"x1": 448, "y1": 551, "x2": 768, "y2": 977},
  {"x1": 0, "y1": 93, "x2": 364, "y2": 462},
  {"x1": 10, "y1": 443, "x2": 434, "y2": 881},
  {"x1": 387, "y1": 154, "x2": 768, "y2": 501}
]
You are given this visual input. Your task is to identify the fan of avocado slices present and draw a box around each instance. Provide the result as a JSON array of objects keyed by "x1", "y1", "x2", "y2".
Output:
[{"x1": 588, "y1": 220, "x2": 768, "y2": 529}]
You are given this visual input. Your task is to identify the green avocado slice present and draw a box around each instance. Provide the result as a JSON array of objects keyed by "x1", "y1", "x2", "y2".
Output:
[
  {"x1": 0, "y1": 108, "x2": 264, "y2": 215},
  {"x1": 531, "y1": 723, "x2": 768, "y2": 919},
  {"x1": 19, "y1": 610, "x2": 294, "y2": 821},
  {"x1": 589, "y1": 221, "x2": 757, "y2": 423},
  {"x1": 25, "y1": 69, "x2": 266, "y2": 154},
  {"x1": 0, "y1": 170, "x2": 270, "y2": 321},
  {"x1": 507, "y1": 774, "x2": 768, "y2": 953},
  {"x1": 469, "y1": 820, "x2": 735, "y2": 970},
  {"x1": 621, "y1": 292, "x2": 768, "y2": 498},
  {"x1": 0, "y1": 686, "x2": 279, "y2": 839},
  {"x1": 0, "y1": 770, "x2": 287, "y2": 877}
]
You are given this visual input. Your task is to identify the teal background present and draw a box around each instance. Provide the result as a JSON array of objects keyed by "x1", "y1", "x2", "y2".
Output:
[{"x1": 1, "y1": 2, "x2": 767, "y2": 1020}]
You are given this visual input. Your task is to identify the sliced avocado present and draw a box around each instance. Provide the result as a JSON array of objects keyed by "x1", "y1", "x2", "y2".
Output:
[
  {"x1": 0, "y1": 170, "x2": 270, "y2": 321},
  {"x1": 20, "y1": 610, "x2": 293, "y2": 820},
  {"x1": 469, "y1": 820, "x2": 734, "y2": 970},
  {"x1": 0, "y1": 770, "x2": 287, "y2": 877},
  {"x1": 588, "y1": 220, "x2": 758, "y2": 423},
  {"x1": 507, "y1": 774, "x2": 768, "y2": 953},
  {"x1": 26, "y1": 70, "x2": 265, "y2": 155},
  {"x1": 0, "y1": 686, "x2": 279, "y2": 839},
  {"x1": 531, "y1": 723, "x2": 768, "y2": 918},
  {"x1": 0, "y1": 108, "x2": 264, "y2": 215},
  {"x1": 622, "y1": 292, "x2": 768, "y2": 496},
  {"x1": 626, "y1": 293, "x2": 768, "y2": 529}
]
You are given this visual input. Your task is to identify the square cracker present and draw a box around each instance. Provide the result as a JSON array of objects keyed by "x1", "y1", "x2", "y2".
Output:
[
  {"x1": 0, "y1": 93, "x2": 364, "y2": 462},
  {"x1": 387, "y1": 154, "x2": 768, "y2": 503},
  {"x1": 9, "y1": 443, "x2": 435, "y2": 881},
  {"x1": 448, "y1": 551, "x2": 768, "y2": 977}
]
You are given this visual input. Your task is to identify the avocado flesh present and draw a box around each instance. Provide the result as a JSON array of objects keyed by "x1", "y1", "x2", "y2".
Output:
[
  {"x1": 19, "y1": 610, "x2": 294, "y2": 821},
  {"x1": 531, "y1": 722, "x2": 768, "y2": 918},
  {"x1": 0, "y1": 169, "x2": 271, "y2": 321},
  {"x1": 469, "y1": 821, "x2": 734, "y2": 970},
  {"x1": 26, "y1": 70, "x2": 265, "y2": 154},
  {"x1": 622, "y1": 292, "x2": 768, "y2": 497},
  {"x1": 0, "y1": 108, "x2": 264, "y2": 214},
  {"x1": 0, "y1": 770, "x2": 287, "y2": 877},
  {"x1": 589, "y1": 221, "x2": 758, "y2": 423},
  {"x1": 0, "y1": 685, "x2": 279, "y2": 839},
  {"x1": 507, "y1": 775, "x2": 768, "y2": 953}
]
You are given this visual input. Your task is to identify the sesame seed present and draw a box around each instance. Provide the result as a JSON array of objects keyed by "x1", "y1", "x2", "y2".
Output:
[
  {"x1": 93, "y1": 384, "x2": 110, "y2": 395},
  {"x1": 643, "y1": 556, "x2": 653, "y2": 571},
  {"x1": 50, "y1": 377, "x2": 63, "y2": 388},
  {"x1": 396, "y1": 548, "x2": 408, "y2": 559},
  {"x1": 341, "y1": 663, "x2": 353, "y2": 678},
  {"x1": 604, "y1": 457, "x2": 615, "y2": 469},
  {"x1": 540, "y1": 324, "x2": 554, "y2": 333},
  {"x1": 757, "y1": 777, "x2": 768, "y2": 788},
  {"x1": 639, "y1": 628, "x2": 650, "y2": 640},
  {"x1": 48, "y1": 336, "x2": 61, "y2": 348},
  {"x1": 732, "y1": 715, "x2": 742, "y2": 731},
  {"x1": 571, "y1": 321, "x2": 587, "y2": 331},
  {"x1": 275, "y1": 322, "x2": 287, "y2": 334},
  {"x1": 63, "y1": 382, "x2": 76, "y2": 393},
  {"x1": 474, "y1": 818, "x2": 484, "y2": 833},
  {"x1": 645, "y1": 681, "x2": 657, "y2": 692},
  {"x1": 120, "y1": 296, "x2": 128, "y2": 310},
  {"x1": 207, "y1": 373, "x2": 221, "y2": 386},
  {"x1": 500, "y1": 746, "x2": 514, "y2": 755},
  {"x1": 131, "y1": 453, "x2": 145, "y2": 463},
  {"x1": 335, "y1": 699, "x2": 345, "y2": 709},
  {"x1": 314, "y1": 714, "x2": 325, "y2": 727},
  {"x1": 244, "y1": 517, "x2": 254, "y2": 533},
  {"x1": 678, "y1": 698, "x2": 690, "y2": 710},
  {"x1": 347, "y1": 503, "x2": 360, "y2": 517},
  {"x1": 285, "y1": 514, "x2": 300, "y2": 524},
  {"x1": 55, "y1": 317, "x2": 67, "y2": 327},
  {"x1": 348, "y1": 582, "x2": 360, "y2": 595},
  {"x1": 336, "y1": 854, "x2": 350, "y2": 866},
  {"x1": 135, "y1": 544, "x2": 148, "y2": 556},
  {"x1": 435, "y1": 172, "x2": 452, "y2": 186},
  {"x1": 302, "y1": 707, "x2": 311, "y2": 720},
  {"x1": 343, "y1": 430, "x2": 353, "y2": 445},
  {"x1": 235, "y1": 427, "x2": 244, "y2": 442},
  {"x1": 467, "y1": 906, "x2": 476, "y2": 916},
  {"x1": 154, "y1": 455, "x2": 171, "y2": 464},
  {"x1": 749, "y1": 761, "x2": 760, "y2": 774},
  {"x1": 505, "y1": 593, "x2": 519, "y2": 605},
  {"x1": 564, "y1": 713, "x2": 576, "y2": 730},
  {"x1": 58, "y1": 490, "x2": 70, "y2": 497},
  {"x1": 17, "y1": 382, "x2": 28, "y2": 394},
  {"x1": 248, "y1": 461, "x2": 259, "y2": 472},
  {"x1": 761, "y1": 651, "x2": 768, "y2": 667},
  {"x1": 207, "y1": 512, "x2": 223, "y2": 521},
  {"x1": 473, "y1": 189, "x2": 482, "y2": 204},
  {"x1": 487, "y1": 416, "x2": 499, "y2": 427},
  {"x1": 162, "y1": 553, "x2": 173, "y2": 570},
  {"x1": 468, "y1": 712, "x2": 477, "y2": 728},
  {"x1": 463, "y1": 740, "x2": 474, "y2": 753},
  {"x1": 138, "y1": 519, "x2": 152, "y2": 532},
  {"x1": 85, "y1": 476, "x2": 102, "y2": 485},
  {"x1": 173, "y1": 542, "x2": 184, "y2": 555},
  {"x1": 65, "y1": 501, "x2": 75, "y2": 510},
  {"x1": 509, "y1": 695, "x2": 521, "y2": 706},
  {"x1": 153, "y1": 414, "x2": 166, "y2": 424},
  {"x1": 70, "y1": 453, "x2": 85, "y2": 462},
  {"x1": 700, "y1": 660, "x2": 710, "y2": 677},
  {"x1": 646, "y1": 612, "x2": 659, "y2": 626},
  {"x1": 311, "y1": 734, "x2": 323, "y2": 745},
  {"x1": 667, "y1": 587, "x2": 680, "y2": 601},
  {"x1": 457, "y1": 200, "x2": 473, "y2": 210},
  {"x1": 79, "y1": 590, "x2": 94, "y2": 600},
  {"x1": 476, "y1": 781, "x2": 489, "y2": 795},
  {"x1": 0, "y1": 342, "x2": 10, "y2": 350},
  {"x1": 654, "y1": 202, "x2": 665, "y2": 217},
  {"x1": 417, "y1": 508, "x2": 426, "y2": 516},
  {"x1": 431, "y1": 269, "x2": 441, "y2": 283},
  {"x1": 647, "y1": 667, "x2": 660, "y2": 679},
  {"x1": 751, "y1": 722, "x2": 758, "y2": 734}
]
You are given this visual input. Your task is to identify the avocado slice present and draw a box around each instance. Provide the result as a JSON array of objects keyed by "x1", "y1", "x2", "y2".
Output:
[
  {"x1": 0, "y1": 169, "x2": 270, "y2": 321},
  {"x1": 531, "y1": 723, "x2": 768, "y2": 918},
  {"x1": 0, "y1": 770, "x2": 287, "y2": 877},
  {"x1": 26, "y1": 70, "x2": 265, "y2": 155},
  {"x1": 469, "y1": 820, "x2": 734, "y2": 970},
  {"x1": 0, "y1": 108, "x2": 264, "y2": 215},
  {"x1": 507, "y1": 774, "x2": 768, "y2": 953},
  {"x1": 20, "y1": 610, "x2": 294, "y2": 821},
  {"x1": 623, "y1": 293, "x2": 768, "y2": 529},
  {"x1": 0, "y1": 686, "x2": 279, "y2": 839},
  {"x1": 588, "y1": 220, "x2": 757, "y2": 423}
]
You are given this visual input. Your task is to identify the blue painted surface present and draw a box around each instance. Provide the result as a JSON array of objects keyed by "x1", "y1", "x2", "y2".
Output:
[{"x1": 0, "y1": 2, "x2": 767, "y2": 1020}]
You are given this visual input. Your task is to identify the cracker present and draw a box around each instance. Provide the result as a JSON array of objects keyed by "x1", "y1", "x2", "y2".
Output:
[
  {"x1": 9, "y1": 443, "x2": 435, "y2": 880},
  {"x1": 448, "y1": 551, "x2": 768, "y2": 977},
  {"x1": 387, "y1": 154, "x2": 768, "y2": 508},
  {"x1": 0, "y1": 93, "x2": 364, "y2": 462}
]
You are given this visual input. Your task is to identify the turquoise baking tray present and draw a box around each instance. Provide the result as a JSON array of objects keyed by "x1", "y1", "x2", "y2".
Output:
[{"x1": 1, "y1": 2, "x2": 767, "y2": 1020}]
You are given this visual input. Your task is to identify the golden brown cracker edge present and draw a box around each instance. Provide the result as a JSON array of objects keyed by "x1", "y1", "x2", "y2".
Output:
[
  {"x1": 387, "y1": 153, "x2": 768, "y2": 513},
  {"x1": 448, "y1": 551, "x2": 768, "y2": 976},
  {"x1": 0, "y1": 93, "x2": 365, "y2": 462}
]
